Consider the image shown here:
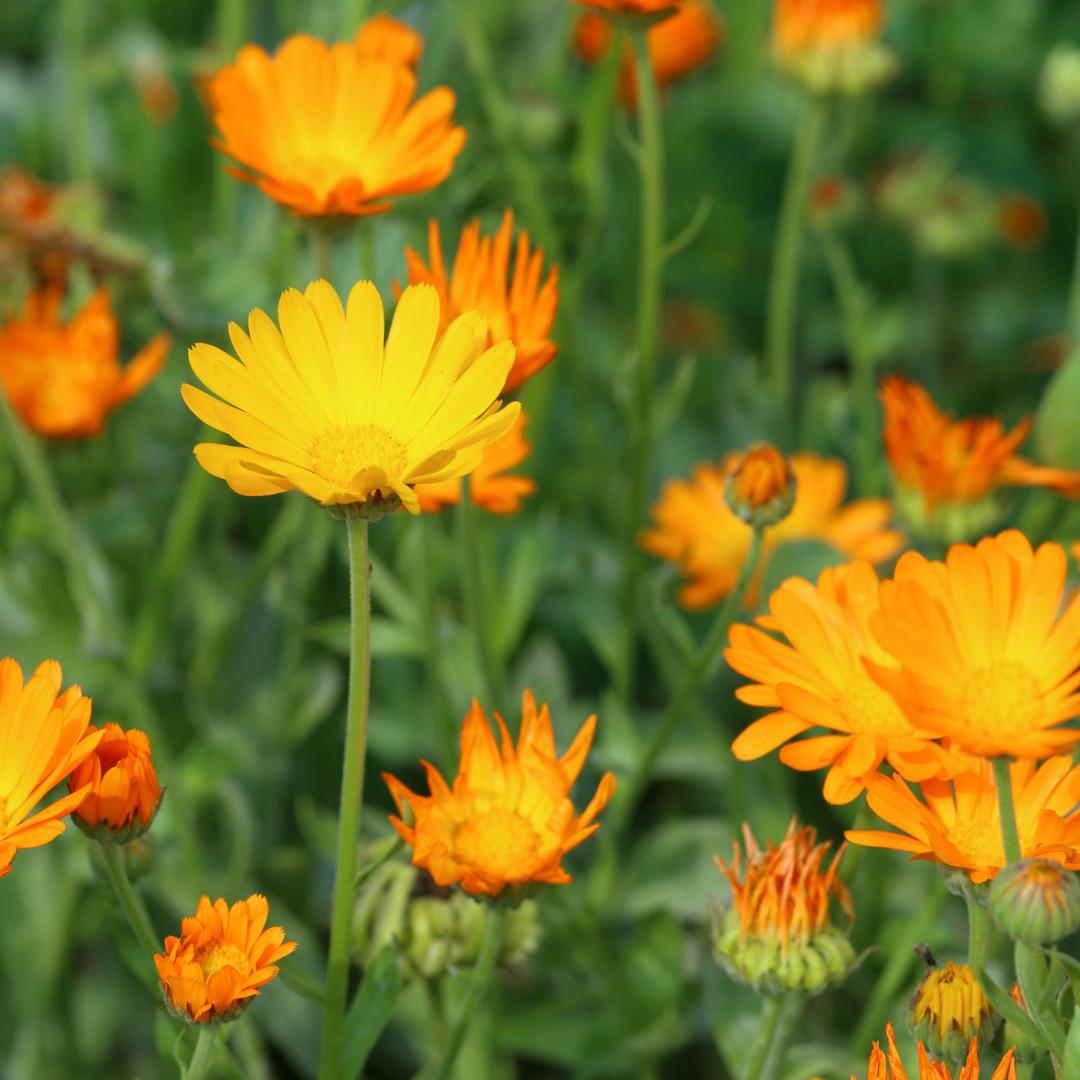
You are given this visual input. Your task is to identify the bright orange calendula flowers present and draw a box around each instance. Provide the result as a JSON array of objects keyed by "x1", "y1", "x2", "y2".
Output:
[
  {"x1": 864, "y1": 1023, "x2": 1016, "y2": 1080},
  {"x1": 155, "y1": 895, "x2": 296, "y2": 1024},
  {"x1": 399, "y1": 211, "x2": 559, "y2": 393},
  {"x1": 772, "y1": 0, "x2": 885, "y2": 59},
  {"x1": 0, "y1": 658, "x2": 103, "y2": 880},
  {"x1": 207, "y1": 17, "x2": 465, "y2": 217},
  {"x1": 0, "y1": 283, "x2": 170, "y2": 439},
  {"x1": 383, "y1": 689, "x2": 617, "y2": 897}
]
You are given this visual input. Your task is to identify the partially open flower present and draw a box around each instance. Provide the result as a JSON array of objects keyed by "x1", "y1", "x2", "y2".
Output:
[
  {"x1": 155, "y1": 895, "x2": 296, "y2": 1024},
  {"x1": 907, "y1": 961, "x2": 998, "y2": 1063},
  {"x1": 988, "y1": 858, "x2": 1080, "y2": 945},
  {"x1": 723, "y1": 443, "x2": 796, "y2": 527},
  {"x1": 864, "y1": 1021, "x2": 1016, "y2": 1080}
]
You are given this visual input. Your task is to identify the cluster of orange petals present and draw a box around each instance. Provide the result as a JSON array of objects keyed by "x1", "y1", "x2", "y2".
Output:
[
  {"x1": 880, "y1": 375, "x2": 1080, "y2": 510},
  {"x1": 726, "y1": 443, "x2": 794, "y2": 517},
  {"x1": 68, "y1": 723, "x2": 162, "y2": 837},
  {"x1": 416, "y1": 409, "x2": 537, "y2": 515},
  {"x1": 641, "y1": 450, "x2": 903, "y2": 610},
  {"x1": 155, "y1": 895, "x2": 296, "y2": 1024},
  {"x1": 714, "y1": 818, "x2": 853, "y2": 951},
  {"x1": 865, "y1": 1023, "x2": 1016, "y2": 1080},
  {"x1": 570, "y1": 0, "x2": 681, "y2": 15},
  {"x1": 384, "y1": 690, "x2": 616, "y2": 897},
  {"x1": 207, "y1": 16, "x2": 465, "y2": 217},
  {"x1": 0, "y1": 283, "x2": 170, "y2": 439},
  {"x1": 400, "y1": 211, "x2": 559, "y2": 394},
  {"x1": 0, "y1": 658, "x2": 102, "y2": 880},
  {"x1": 773, "y1": 0, "x2": 886, "y2": 59}
]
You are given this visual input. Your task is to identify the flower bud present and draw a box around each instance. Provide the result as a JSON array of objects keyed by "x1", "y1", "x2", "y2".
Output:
[
  {"x1": 807, "y1": 175, "x2": 862, "y2": 233},
  {"x1": 724, "y1": 444, "x2": 796, "y2": 528},
  {"x1": 1040, "y1": 44, "x2": 1080, "y2": 127},
  {"x1": 907, "y1": 960, "x2": 998, "y2": 1062},
  {"x1": 988, "y1": 858, "x2": 1080, "y2": 945},
  {"x1": 1003, "y1": 983, "x2": 1046, "y2": 1065}
]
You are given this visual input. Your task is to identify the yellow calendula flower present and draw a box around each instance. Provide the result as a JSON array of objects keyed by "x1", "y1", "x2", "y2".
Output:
[
  {"x1": 907, "y1": 961, "x2": 998, "y2": 1063},
  {"x1": 182, "y1": 281, "x2": 521, "y2": 517}
]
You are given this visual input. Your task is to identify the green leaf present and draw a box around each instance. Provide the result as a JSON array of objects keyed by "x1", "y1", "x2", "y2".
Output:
[
  {"x1": 1063, "y1": 1006, "x2": 1080, "y2": 1080},
  {"x1": 491, "y1": 528, "x2": 548, "y2": 663},
  {"x1": 277, "y1": 957, "x2": 326, "y2": 1008},
  {"x1": 1035, "y1": 350, "x2": 1080, "y2": 468},
  {"x1": 343, "y1": 946, "x2": 403, "y2": 1080}
]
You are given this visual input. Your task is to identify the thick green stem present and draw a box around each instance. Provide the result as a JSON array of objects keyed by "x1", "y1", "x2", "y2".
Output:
[
  {"x1": 760, "y1": 993, "x2": 802, "y2": 1080},
  {"x1": 743, "y1": 994, "x2": 782, "y2": 1080},
  {"x1": 765, "y1": 97, "x2": 826, "y2": 431},
  {"x1": 431, "y1": 906, "x2": 506, "y2": 1080},
  {"x1": 213, "y1": 0, "x2": 248, "y2": 242},
  {"x1": 318, "y1": 519, "x2": 373, "y2": 1080},
  {"x1": 185, "y1": 1026, "x2": 217, "y2": 1080},
  {"x1": 967, "y1": 897, "x2": 991, "y2": 970},
  {"x1": 101, "y1": 842, "x2": 159, "y2": 957},
  {"x1": 994, "y1": 757, "x2": 1023, "y2": 866},
  {"x1": 1069, "y1": 195, "x2": 1080, "y2": 347}
]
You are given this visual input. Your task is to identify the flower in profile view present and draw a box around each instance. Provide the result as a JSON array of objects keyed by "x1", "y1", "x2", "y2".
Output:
[
  {"x1": 0, "y1": 283, "x2": 170, "y2": 439},
  {"x1": 207, "y1": 17, "x2": 465, "y2": 217},
  {"x1": 182, "y1": 281, "x2": 521, "y2": 518},
  {"x1": 382, "y1": 689, "x2": 617, "y2": 898},
  {"x1": 865, "y1": 1022, "x2": 1015, "y2": 1080},
  {"x1": 0, "y1": 658, "x2": 104, "y2": 880},
  {"x1": 988, "y1": 858, "x2": 1080, "y2": 946},
  {"x1": 723, "y1": 443, "x2": 796, "y2": 526},
  {"x1": 398, "y1": 211, "x2": 559, "y2": 393},
  {"x1": 908, "y1": 962, "x2": 998, "y2": 1063},
  {"x1": 640, "y1": 449, "x2": 903, "y2": 610},
  {"x1": 416, "y1": 409, "x2": 537, "y2": 515},
  {"x1": 155, "y1": 895, "x2": 296, "y2": 1024}
]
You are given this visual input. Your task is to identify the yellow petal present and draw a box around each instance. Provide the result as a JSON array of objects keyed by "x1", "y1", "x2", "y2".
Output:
[
  {"x1": 346, "y1": 281, "x2": 385, "y2": 426},
  {"x1": 375, "y1": 283, "x2": 440, "y2": 431},
  {"x1": 278, "y1": 288, "x2": 346, "y2": 427}
]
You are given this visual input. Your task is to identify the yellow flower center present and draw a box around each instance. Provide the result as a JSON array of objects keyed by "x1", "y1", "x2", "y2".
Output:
[
  {"x1": 311, "y1": 424, "x2": 409, "y2": 489},
  {"x1": 838, "y1": 674, "x2": 914, "y2": 736},
  {"x1": 195, "y1": 941, "x2": 249, "y2": 981},
  {"x1": 453, "y1": 808, "x2": 540, "y2": 881},
  {"x1": 945, "y1": 819, "x2": 1004, "y2": 869},
  {"x1": 961, "y1": 663, "x2": 1045, "y2": 739}
]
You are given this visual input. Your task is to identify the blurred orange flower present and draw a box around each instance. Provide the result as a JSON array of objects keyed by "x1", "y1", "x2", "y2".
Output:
[
  {"x1": 383, "y1": 689, "x2": 617, "y2": 897},
  {"x1": 155, "y1": 895, "x2": 296, "y2": 1024},
  {"x1": 640, "y1": 450, "x2": 903, "y2": 609},
  {"x1": 0, "y1": 283, "x2": 170, "y2": 439},
  {"x1": 416, "y1": 409, "x2": 537, "y2": 514},
  {"x1": 0, "y1": 658, "x2": 103, "y2": 880},
  {"x1": 208, "y1": 19, "x2": 465, "y2": 217},
  {"x1": 398, "y1": 211, "x2": 559, "y2": 393},
  {"x1": 998, "y1": 194, "x2": 1047, "y2": 250},
  {"x1": 866, "y1": 1022, "x2": 1015, "y2": 1080},
  {"x1": 772, "y1": 0, "x2": 885, "y2": 59},
  {"x1": 570, "y1": 0, "x2": 681, "y2": 15}
]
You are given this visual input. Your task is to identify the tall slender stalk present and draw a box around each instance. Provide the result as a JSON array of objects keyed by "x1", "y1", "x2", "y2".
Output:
[
  {"x1": 61, "y1": 0, "x2": 92, "y2": 181},
  {"x1": 213, "y1": 0, "x2": 249, "y2": 242},
  {"x1": 966, "y1": 897, "x2": 991, "y2": 970},
  {"x1": 314, "y1": 226, "x2": 333, "y2": 284},
  {"x1": 742, "y1": 994, "x2": 782, "y2": 1080},
  {"x1": 319, "y1": 518, "x2": 373, "y2": 1080},
  {"x1": 1068, "y1": 197, "x2": 1080, "y2": 347},
  {"x1": 101, "y1": 843, "x2": 160, "y2": 956},
  {"x1": 994, "y1": 757, "x2": 1023, "y2": 866},
  {"x1": 185, "y1": 1026, "x2": 217, "y2": 1080},
  {"x1": 760, "y1": 993, "x2": 802, "y2": 1080}
]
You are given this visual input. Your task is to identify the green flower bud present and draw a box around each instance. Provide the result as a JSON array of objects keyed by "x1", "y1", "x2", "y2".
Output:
[
  {"x1": 1040, "y1": 44, "x2": 1080, "y2": 127},
  {"x1": 938, "y1": 864, "x2": 990, "y2": 907},
  {"x1": 777, "y1": 40, "x2": 898, "y2": 96},
  {"x1": 907, "y1": 960, "x2": 998, "y2": 1063},
  {"x1": 723, "y1": 445, "x2": 796, "y2": 528},
  {"x1": 988, "y1": 858, "x2": 1080, "y2": 945},
  {"x1": 1003, "y1": 983, "x2": 1047, "y2": 1065}
]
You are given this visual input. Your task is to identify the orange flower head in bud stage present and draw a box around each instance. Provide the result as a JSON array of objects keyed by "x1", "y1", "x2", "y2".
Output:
[
  {"x1": 207, "y1": 17, "x2": 465, "y2": 217},
  {"x1": 998, "y1": 194, "x2": 1046, "y2": 250},
  {"x1": 640, "y1": 450, "x2": 904, "y2": 610},
  {"x1": 68, "y1": 724, "x2": 162, "y2": 844},
  {"x1": 155, "y1": 894, "x2": 296, "y2": 1024},
  {"x1": 416, "y1": 409, "x2": 537, "y2": 515},
  {"x1": 988, "y1": 857, "x2": 1080, "y2": 946},
  {"x1": 398, "y1": 211, "x2": 559, "y2": 394},
  {"x1": 0, "y1": 284, "x2": 170, "y2": 439},
  {"x1": 864, "y1": 1022, "x2": 1016, "y2": 1080},
  {"x1": 723, "y1": 443, "x2": 796, "y2": 526},
  {"x1": 0, "y1": 658, "x2": 103, "y2": 880},
  {"x1": 383, "y1": 689, "x2": 617, "y2": 899}
]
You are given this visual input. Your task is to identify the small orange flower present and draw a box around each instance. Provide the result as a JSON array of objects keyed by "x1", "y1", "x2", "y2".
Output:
[
  {"x1": 0, "y1": 283, "x2": 170, "y2": 439},
  {"x1": 416, "y1": 409, "x2": 537, "y2": 515},
  {"x1": 207, "y1": 18, "x2": 465, "y2": 217},
  {"x1": 724, "y1": 443, "x2": 795, "y2": 524},
  {"x1": 68, "y1": 724, "x2": 162, "y2": 843},
  {"x1": 354, "y1": 13, "x2": 423, "y2": 68},
  {"x1": 383, "y1": 689, "x2": 617, "y2": 897},
  {"x1": 398, "y1": 211, "x2": 559, "y2": 393},
  {"x1": 772, "y1": 0, "x2": 885, "y2": 59},
  {"x1": 0, "y1": 658, "x2": 103, "y2": 880},
  {"x1": 998, "y1": 194, "x2": 1047, "y2": 250},
  {"x1": 864, "y1": 1022, "x2": 1016, "y2": 1080},
  {"x1": 569, "y1": 0, "x2": 682, "y2": 16},
  {"x1": 154, "y1": 895, "x2": 296, "y2": 1024}
]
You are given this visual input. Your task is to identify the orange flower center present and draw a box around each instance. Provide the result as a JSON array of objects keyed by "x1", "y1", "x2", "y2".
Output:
[
  {"x1": 310, "y1": 424, "x2": 408, "y2": 488},
  {"x1": 961, "y1": 664, "x2": 1045, "y2": 739},
  {"x1": 195, "y1": 941, "x2": 249, "y2": 981},
  {"x1": 453, "y1": 808, "x2": 540, "y2": 881},
  {"x1": 838, "y1": 674, "x2": 914, "y2": 736}
]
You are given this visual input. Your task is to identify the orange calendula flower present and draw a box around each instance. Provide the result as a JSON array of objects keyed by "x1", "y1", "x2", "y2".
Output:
[
  {"x1": 727, "y1": 560, "x2": 960, "y2": 804},
  {"x1": 383, "y1": 689, "x2": 617, "y2": 898},
  {"x1": 640, "y1": 450, "x2": 904, "y2": 610},
  {"x1": 0, "y1": 658, "x2": 103, "y2": 880},
  {"x1": 724, "y1": 442, "x2": 796, "y2": 526},
  {"x1": 869, "y1": 531, "x2": 1080, "y2": 759},
  {"x1": 862, "y1": 1022, "x2": 1015, "y2": 1080},
  {"x1": 399, "y1": 211, "x2": 559, "y2": 394},
  {"x1": 354, "y1": 12, "x2": 423, "y2": 68},
  {"x1": 68, "y1": 724, "x2": 162, "y2": 844},
  {"x1": 0, "y1": 283, "x2": 170, "y2": 439},
  {"x1": 207, "y1": 18, "x2": 465, "y2": 217},
  {"x1": 155, "y1": 894, "x2": 296, "y2": 1024},
  {"x1": 773, "y1": 0, "x2": 884, "y2": 58},
  {"x1": 416, "y1": 409, "x2": 537, "y2": 515}
]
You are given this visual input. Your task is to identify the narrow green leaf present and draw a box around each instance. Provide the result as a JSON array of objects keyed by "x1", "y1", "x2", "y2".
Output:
[
  {"x1": 277, "y1": 958, "x2": 327, "y2": 1008},
  {"x1": 343, "y1": 946, "x2": 403, "y2": 1080}
]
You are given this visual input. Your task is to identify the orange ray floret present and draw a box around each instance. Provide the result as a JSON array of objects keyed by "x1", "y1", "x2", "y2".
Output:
[
  {"x1": 880, "y1": 375, "x2": 1080, "y2": 511},
  {"x1": 860, "y1": 1023, "x2": 1016, "y2": 1080},
  {"x1": 640, "y1": 450, "x2": 904, "y2": 610},
  {"x1": 569, "y1": 0, "x2": 682, "y2": 15},
  {"x1": 354, "y1": 13, "x2": 423, "y2": 68},
  {"x1": 726, "y1": 560, "x2": 960, "y2": 804},
  {"x1": 868, "y1": 531, "x2": 1080, "y2": 759},
  {"x1": 773, "y1": 0, "x2": 885, "y2": 59},
  {"x1": 383, "y1": 689, "x2": 617, "y2": 897},
  {"x1": 398, "y1": 210, "x2": 559, "y2": 394},
  {"x1": 154, "y1": 894, "x2": 296, "y2": 1024},
  {"x1": 0, "y1": 283, "x2": 170, "y2": 439},
  {"x1": 207, "y1": 19, "x2": 465, "y2": 218},
  {"x1": 0, "y1": 658, "x2": 104, "y2": 880}
]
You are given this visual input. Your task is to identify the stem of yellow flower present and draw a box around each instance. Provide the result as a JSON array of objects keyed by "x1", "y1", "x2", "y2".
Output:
[
  {"x1": 994, "y1": 757, "x2": 1024, "y2": 866},
  {"x1": 319, "y1": 517, "x2": 373, "y2": 1080},
  {"x1": 765, "y1": 96, "x2": 826, "y2": 432},
  {"x1": 101, "y1": 842, "x2": 160, "y2": 957},
  {"x1": 742, "y1": 993, "x2": 782, "y2": 1080},
  {"x1": 966, "y1": 897, "x2": 991, "y2": 970},
  {"x1": 314, "y1": 225, "x2": 333, "y2": 283},
  {"x1": 185, "y1": 1025, "x2": 218, "y2": 1080}
]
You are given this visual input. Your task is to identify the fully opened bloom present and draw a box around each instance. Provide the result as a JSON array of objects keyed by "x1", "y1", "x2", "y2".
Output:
[
  {"x1": 869, "y1": 531, "x2": 1080, "y2": 759},
  {"x1": 399, "y1": 211, "x2": 559, "y2": 393},
  {"x1": 182, "y1": 281, "x2": 521, "y2": 516},
  {"x1": 207, "y1": 19, "x2": 465, "y2": 217},
  {"x1": 383, "y1": 689, "x2": 617, "y2": 897},
  {"x1": 640, "y1": 450, "x2": 904, "y2": 610},
  {"x1": 155, "y1": 895, "x2": 296, "y2": 1024},
  {"x1": 864, "y1": 1022, "x2": 1015, "y2": 1080},
  {"x1": 0, "y1": 658, "x2": 103, "y2": 880},
  {"x1": 727, "y1": 560, "x2": 960, "y2": 804},
  {"x1": 0, "y1": 284, "x2": 170, "y2": 439}
]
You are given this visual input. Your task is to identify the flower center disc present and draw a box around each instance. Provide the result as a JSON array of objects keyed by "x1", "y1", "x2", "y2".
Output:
[
  {"x1": 196, "y1": 941, "x2": 249, "y2": 980},
  {"x1": 839, "y1": 674, "x2": 914, "y2": 736},
  {"x1": 945, "y1": 819, "x2": 1004, "y2": 869},
  {"x1": 961, "y1": 663, "x2": 1045, "y2": 740},
  {"x1": 311, "y1": 424, "x2": 409, "y2": 489},
  {"x1": 453, "y1": 809, "x2": 540, "y2": 882}
]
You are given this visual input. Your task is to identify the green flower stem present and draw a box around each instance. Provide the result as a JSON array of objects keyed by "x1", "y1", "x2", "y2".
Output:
[
  {"x1": 185, "y1": 1026, "x2": 217, "y2": 1080},
  {"x1": 994, "y1": 757, "x2": 1024, "y2": 866},
  {"x1": 1069, "y1": 193, "x2": 1080, "y2": 347},
  {"x1": 760, "y1": 993, "x2": 803, "y2": 1080},
  {"x1": 431, "y1": 906, "x2": 507, "y2": 1080},
  {"x1": 966, "y1": 897, "x2": 991, "y2": 970},
  {"x1": 742, "y1": 994, "x2": 782, "y2": 1080},
  {"x1": 213, "y1": 0, "x2": 248, "y2": 242},
  {"x1": 319, "y1": 518, "x2": 373, "y2": 1080},
  {"x1": 765, "y1": 96, "x2": 826, "y2": 430},
  {"x1": 60, "y1": 0, "x2": 92, "y2": 180},
  {"x1": 1015, "y1": 1064, "x2": 1034, "y2": 1080},
  {"x1": 101, "y1": 842, "x2": 160, "y2": 957},
  {"x1": 314, "y1": 225, "x2": 333, "y2": 283}
]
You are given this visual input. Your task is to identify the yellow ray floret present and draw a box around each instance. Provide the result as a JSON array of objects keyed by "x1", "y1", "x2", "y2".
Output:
[{"x1": 182, "y1": 281, "x2": 521, "y2": 514}]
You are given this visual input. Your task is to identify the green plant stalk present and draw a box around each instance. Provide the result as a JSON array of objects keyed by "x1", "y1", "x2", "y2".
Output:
[
  {"x1": 742, "y1": 994, "x2": 782, "y2": 1080},
  {"x1": 1015, "y1": 1064, "x2": 1034, "y2": 1080},
  {"x1": 1069, "y1": 195, "x2": 1080, "y2": 348},
  {"x1": 994, "y1": 757, "x2": 1023, "y2": 866},
  {"x1": 61, "y1": 0, "x2": 92, "y2": 181},
  {"x1": 319, "y1": 518, "x2": 373, "y2": 1080},
  {"x1": 431, "y1": 906, "x2": 507, "y2": 1080},
  {"x1": 185, "y1": 1026, "x2": 217, "y2": 1080},
  {"x1": 314, "y1": 225, "x2": 333, "y2": 283},
  {"x1": 213, "y1": 0, "x2": 248, "y2": 242},
  {"x1": 101, "y1": 842, "x2": 160, "y2": 956},
  {"x1": 967, "y1": 897, "x2": 991, "y2": 970},
  {"x1": 760, "y1": 993, "x2": 802, "y2": 1080},
  {"x1": 765, "y1": 96, "x2": 826, "y2": 430}
]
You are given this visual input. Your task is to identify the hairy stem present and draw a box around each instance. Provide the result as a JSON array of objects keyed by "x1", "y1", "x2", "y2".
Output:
[
  {"x1": 742, "y1": 994, "x2": 782, "y2": 1080},
  {"x1": 967, "y1": 897, "x2": 991, "y2": 970},
  {"x1": 185, "y1": 1025, "x2": 217, "y2": 1080},
  {"x1": 101, "y1": 842, "x2": 160, "y2": 957},
  {"x1": 994, "y1": 757, "x2": 1023, "y2": 866}
]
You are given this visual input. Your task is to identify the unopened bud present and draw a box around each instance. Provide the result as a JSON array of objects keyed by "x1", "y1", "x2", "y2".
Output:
[
  {"x1": 907, "y1": 960, "x2": 998, "y2": 1062},
  {"x1": 1003, "y1": 983, "x2": 1047, "y2": 1065},
  {"x1": 1040, "y1": 44, "x2": 1080, "y2": 127},
  {"x1": 988, "y1": 858, "x2": 1080, "y2": 945},
  {"x1": 808, "y1": 175, "x2": 862, "y2": 233},
  {"x1": 724, "y1": 444, "x2": 796, "y2": 527}
]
